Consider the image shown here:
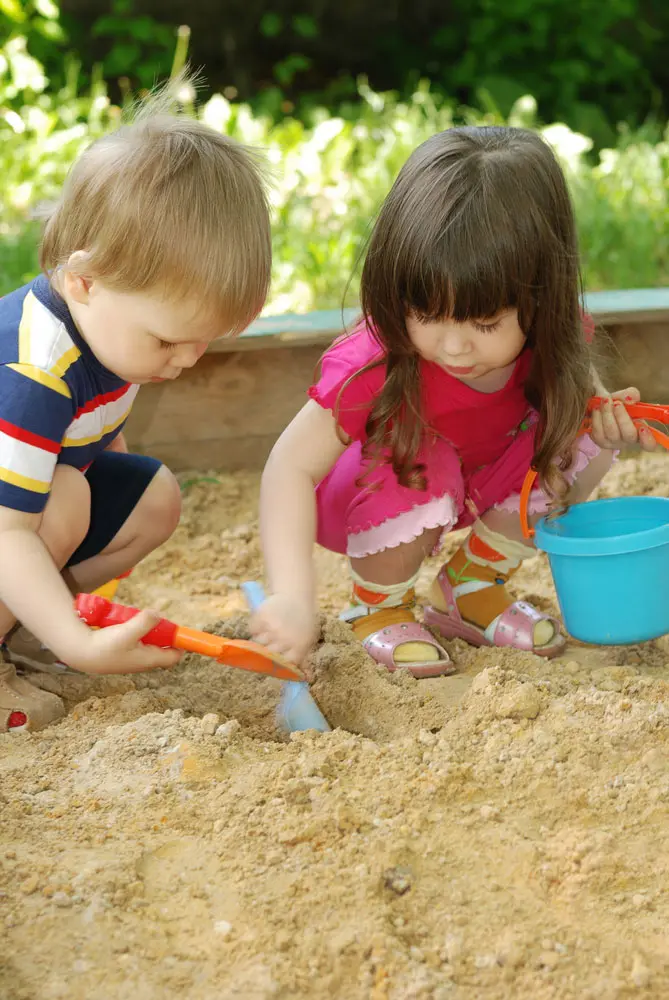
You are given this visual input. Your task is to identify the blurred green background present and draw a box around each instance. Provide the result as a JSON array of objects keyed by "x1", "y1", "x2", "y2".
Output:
[{"x1": 2, "y1": 0, "x2": 669, "y2": 311}]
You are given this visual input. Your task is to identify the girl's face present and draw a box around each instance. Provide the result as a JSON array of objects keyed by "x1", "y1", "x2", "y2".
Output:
[{"x1": 405, "y1": 309, "x2": 527, "y2": 386}]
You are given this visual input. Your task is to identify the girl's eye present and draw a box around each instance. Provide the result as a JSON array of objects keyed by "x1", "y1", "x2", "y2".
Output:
[
  {"x1": 158, "y1": 339, "x2": 176, "y2": 350},
  {"x1": 473, "y1": 319, "x2": 501, "y2": 334}
]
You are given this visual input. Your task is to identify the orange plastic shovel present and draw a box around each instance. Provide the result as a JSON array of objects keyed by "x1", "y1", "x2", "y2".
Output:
[
  {"x1": 75, "y1": 593, "x2": 303, "y2": 682},
  {"x1": 520, "y1": 395, "x2": 669, "y2": 539}
]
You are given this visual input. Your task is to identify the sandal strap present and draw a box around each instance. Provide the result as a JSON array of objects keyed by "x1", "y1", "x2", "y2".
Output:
[{"x1": 350, "y1": 606, "x2": 417, "y2": 641}]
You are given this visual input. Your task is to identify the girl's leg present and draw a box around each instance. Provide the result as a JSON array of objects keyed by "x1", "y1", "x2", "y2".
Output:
[
  {"x1": 427, "y1": 437, "x2": 613, "y2": 654},
  {"x1": 317, "y1": 436, "x2": 464, "y2": 675}
]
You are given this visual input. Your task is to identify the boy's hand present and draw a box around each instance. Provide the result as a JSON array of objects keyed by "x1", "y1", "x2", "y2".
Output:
[
  {"x1": 589, "y1": 387, "x2": 658, "y2": 452},
  {"x1": 64, "y1": 610, "x2": 182, "y2": 674},
  {"x1": 249, "y1": 593, "x2": 317, "y2": 674}
]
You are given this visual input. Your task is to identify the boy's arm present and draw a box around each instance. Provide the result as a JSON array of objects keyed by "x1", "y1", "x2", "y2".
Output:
[
  {"x1": 253, "y1": 401, "x2": 348, "y2": 663},
  {"x1": 0, "y1": 506, "x2": 180, "y2": 673}
]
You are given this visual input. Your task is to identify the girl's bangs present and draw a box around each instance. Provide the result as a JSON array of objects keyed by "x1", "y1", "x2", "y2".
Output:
[{"x1": 398, "y1": 199, "x2": 538, "y2": 326}]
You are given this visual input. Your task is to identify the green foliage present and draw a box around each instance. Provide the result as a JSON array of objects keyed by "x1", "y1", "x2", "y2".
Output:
[
  {"x1": 1, "y1": 35, "x2": 668, "y2": 307},
  {"x1": 90, "y1": 0, "x2": 175, "y2": 90},
  {"x1": 5, "y1": 0, "x2": 669, "y2": 141},
  {"x1": 425, "y1": 0, "x2": 657, "y2": 147}
]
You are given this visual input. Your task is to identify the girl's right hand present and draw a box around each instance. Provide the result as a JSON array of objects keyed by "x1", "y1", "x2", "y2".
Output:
[{"x1": 249, "y1": 593, "x2": 318, "y2": 672}]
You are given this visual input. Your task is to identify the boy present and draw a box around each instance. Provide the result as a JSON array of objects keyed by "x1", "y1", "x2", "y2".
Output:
[{"x1": 0, "y1": 85, "x2": 271, "y2": 731}]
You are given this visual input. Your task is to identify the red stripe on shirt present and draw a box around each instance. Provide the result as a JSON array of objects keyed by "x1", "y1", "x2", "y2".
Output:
[
  {"x1": 0, "y1": 416, "x2": 60, "y2": 454},
  {"x1": 73, "y1": 383, "x2": 132, "y2": 419}
]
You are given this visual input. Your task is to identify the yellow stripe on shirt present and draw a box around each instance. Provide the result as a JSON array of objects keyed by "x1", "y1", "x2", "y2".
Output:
[
  {"x1": 61, "y1": 410, "x2": 129, "y2": 448},
  {"x1": 0, "y1": 465, "x2": 50, "y2": 494},
  {"x1": 50, "y1": 344, "x2": 81, "y2": 379},
  {"x1": 7, "y1": 363, "x2": 72, "y2": 399}
]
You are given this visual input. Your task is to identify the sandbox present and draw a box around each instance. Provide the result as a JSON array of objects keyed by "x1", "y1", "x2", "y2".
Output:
[{"x1": 3, "y1": 451, "x2": 669, "y2": 998}]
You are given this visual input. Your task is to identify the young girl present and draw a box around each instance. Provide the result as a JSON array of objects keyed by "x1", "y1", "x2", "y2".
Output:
[{"x1": 252, "y1": 126, "x2": 652, "y2": 676}]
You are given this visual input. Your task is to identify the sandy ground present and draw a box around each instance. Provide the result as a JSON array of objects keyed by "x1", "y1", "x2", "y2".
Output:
[{"x1": 3, "y1": 452, "x2": 669, "y2": 999}]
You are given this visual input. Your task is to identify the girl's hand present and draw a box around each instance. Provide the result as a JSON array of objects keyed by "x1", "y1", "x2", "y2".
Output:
[
  {"x1": 249, "y1": 593, "x2": 318, "y2": 674},
  {"x1": 589, "y1": 387, "x2": 658, "y2": 452}
]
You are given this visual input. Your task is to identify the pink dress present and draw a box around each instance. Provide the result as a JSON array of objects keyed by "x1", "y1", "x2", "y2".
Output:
[{"x1": 309, "y1": 325, "x2": 600, "y2": 558}]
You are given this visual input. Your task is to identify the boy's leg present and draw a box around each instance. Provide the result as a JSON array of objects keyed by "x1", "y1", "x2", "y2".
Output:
[
  {"x1": 6, "y1": 453, "x2": 180, "y2": 673},
  {"x1": 1, "y1": 465, "x2": 91, "y2": 730},
  {"x1": 66, "y1": 461, "x2": 181, "y2": 592}
]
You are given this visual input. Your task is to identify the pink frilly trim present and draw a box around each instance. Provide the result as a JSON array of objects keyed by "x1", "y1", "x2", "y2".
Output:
[
  {"x1": 494, "y1": 434, "x2": 608, "y2": 515},
  {"x1": 346, "y1": 493, "x2": 459, "y2": 558}
]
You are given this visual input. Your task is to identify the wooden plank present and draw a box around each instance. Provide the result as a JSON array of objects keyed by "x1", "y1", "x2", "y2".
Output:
[
  {"x1": 124, "y1": 346, "x2": 324, "y2": 471},
  {"x1": 604, "y1": 322, "x2": 669, "y2": 404},
  {"x1": 206, "y1": 289, "x2": 669, "y2": 355},
  {"x1": 206, "y1": 307, "x2": 360, "y2": 353},
  {"x1": 125, "y1": 310, "x2": 669, "y2": 472},
  {"x1": 584, "y1": 288, "x2": 669, "y2": 325}
]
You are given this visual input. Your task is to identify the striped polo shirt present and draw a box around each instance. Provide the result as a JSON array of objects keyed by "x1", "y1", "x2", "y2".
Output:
[{"x1": 0, "y1": 275, "x2": 139, "y2": 513}]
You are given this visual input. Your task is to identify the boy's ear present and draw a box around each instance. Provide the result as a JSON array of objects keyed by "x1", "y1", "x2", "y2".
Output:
[{"x1": 62, "y1": 251, "x2": 94, "y2": 305}]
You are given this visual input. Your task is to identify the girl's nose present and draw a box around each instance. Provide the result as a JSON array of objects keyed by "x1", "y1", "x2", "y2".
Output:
[{"x1": 442, "y1": 325, "x2": 471, "y2": 357}]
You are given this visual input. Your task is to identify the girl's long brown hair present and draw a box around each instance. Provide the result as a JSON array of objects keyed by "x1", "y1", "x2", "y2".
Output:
[{"x1": 356, "y1": 125, "x2": 592, "y2": 500}]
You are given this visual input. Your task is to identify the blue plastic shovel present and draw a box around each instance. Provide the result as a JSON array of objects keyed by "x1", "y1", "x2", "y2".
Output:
[{"x1": 242, "y1": 582, "x2": 331, "y2": 734}]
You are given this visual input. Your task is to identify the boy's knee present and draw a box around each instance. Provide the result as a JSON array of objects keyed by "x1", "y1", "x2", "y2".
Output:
[
  {"x1": 40, "y1": 465, "x2": 91, "y2": 560},
  {"x1": 138, "y1": 465, "x2": 182, "y2": 544}
]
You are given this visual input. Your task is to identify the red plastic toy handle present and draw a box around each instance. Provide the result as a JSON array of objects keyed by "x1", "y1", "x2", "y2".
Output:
[
  {"x1": 520, "y1": 395, "x2": 669, "y2": 538},
  {"x1": 75, "y1": 593, "x2": 178, "y2": 648}
]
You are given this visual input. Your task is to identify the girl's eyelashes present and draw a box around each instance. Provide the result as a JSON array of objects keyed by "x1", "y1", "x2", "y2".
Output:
[
  {"x1": 157, "y1": 339, "x2": 177, "y2": 350},
  {"x1": 473, "y1": 319, "x2": 502, "y2": 334}
]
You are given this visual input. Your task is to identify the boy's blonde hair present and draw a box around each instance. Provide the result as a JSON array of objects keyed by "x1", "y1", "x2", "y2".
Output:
[{"x1": 40, "y1": 79, "x2": 272, "y2": 335}]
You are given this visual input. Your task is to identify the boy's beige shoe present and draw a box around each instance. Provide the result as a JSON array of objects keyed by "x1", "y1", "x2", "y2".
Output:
[
  {"x1": 4, "y1": 626, "x2": 74, "y2": 675},
  {"x1": 0, "y1": 656, "x2": 65, "y2": 732}
]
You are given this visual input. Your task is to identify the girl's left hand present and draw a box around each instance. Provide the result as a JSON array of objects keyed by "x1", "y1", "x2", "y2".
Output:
[{"x1": 589, "y1": 387, "x2": 658, "y2": 452}]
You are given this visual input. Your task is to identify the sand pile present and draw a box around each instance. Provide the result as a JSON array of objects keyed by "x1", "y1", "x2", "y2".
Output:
[{"x1": 3, "y1": 451, "x2": 669, "y2": 999}]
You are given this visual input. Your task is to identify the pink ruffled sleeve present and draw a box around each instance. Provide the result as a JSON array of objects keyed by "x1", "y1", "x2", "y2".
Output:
[{"x1": 308, "y1": 330, "x2": 385, "y2": 441}]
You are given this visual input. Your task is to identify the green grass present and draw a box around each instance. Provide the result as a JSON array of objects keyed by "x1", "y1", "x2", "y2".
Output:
[{"x1": 2, "y1": 50, "x2": 668, "y2": 307}]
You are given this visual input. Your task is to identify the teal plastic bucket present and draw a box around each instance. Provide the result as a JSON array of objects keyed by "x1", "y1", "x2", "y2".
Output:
[{"x1": 535, "y1": 496, "x2": 669, "y2": 645}]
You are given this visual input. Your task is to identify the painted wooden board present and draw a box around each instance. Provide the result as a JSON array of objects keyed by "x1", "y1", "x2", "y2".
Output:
[
  {"x1": 207, "y1": 289, "x2": 669, "y2": 354},
  {"x1": 124, "y1": 297, "x2": 669, "y2": 471},
  {"x1": 124, "y1": 346, "x2": 324, "y2": 471}
]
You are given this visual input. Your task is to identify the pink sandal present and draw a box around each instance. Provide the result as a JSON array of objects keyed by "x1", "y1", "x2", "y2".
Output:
[
  {"x1": 343, "y1": 607, "x2": 456, "y2": 678},
  {"x1": 424, "y1": 567, "x2": 565, "y2": 659}
]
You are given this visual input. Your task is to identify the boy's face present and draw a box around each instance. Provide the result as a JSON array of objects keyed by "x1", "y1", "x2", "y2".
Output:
[{"x1": 61, "y1": 274, "x2": 223, "y2": 384}]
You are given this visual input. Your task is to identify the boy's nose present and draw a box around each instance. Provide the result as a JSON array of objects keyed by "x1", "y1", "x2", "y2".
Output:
[{"x1": 176, "y1": 342, "x2": 208, "y2": 368}]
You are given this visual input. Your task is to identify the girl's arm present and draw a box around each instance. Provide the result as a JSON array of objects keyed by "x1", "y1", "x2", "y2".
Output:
[{"x1": 253, "y1": 400, "x2": 348, "y2": 665}]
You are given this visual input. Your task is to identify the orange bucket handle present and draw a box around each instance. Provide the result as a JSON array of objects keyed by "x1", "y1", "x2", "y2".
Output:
[{"x1": 519, "y1": 396, "x2": 669, "y2": 540}]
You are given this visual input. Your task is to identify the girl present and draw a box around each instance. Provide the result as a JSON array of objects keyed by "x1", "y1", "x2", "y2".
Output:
[{"x1": 253, "y1": 126, "x2": 652, "y2": 676}]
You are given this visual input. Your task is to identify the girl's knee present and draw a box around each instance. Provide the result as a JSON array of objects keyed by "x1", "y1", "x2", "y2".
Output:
[
  {"x1": 40, "y1": 465, "x2": 91, "y2": 560},
  {"x1": 136, "y1": 465, "x2": 182, "y2": 543}
]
